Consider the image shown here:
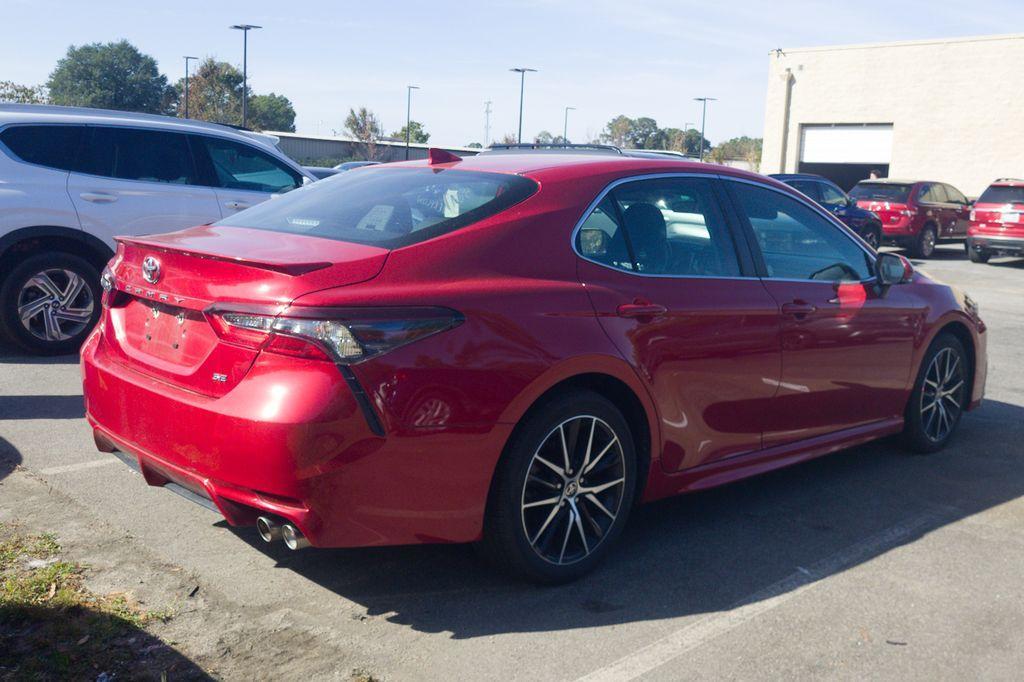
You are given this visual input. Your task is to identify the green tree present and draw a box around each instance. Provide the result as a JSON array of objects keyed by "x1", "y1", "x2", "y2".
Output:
[
  {"x1": 533, "y1": 130, "x2": 555, "y2": 144},
  {"x1": 249, "y1": 93, "x2": 296, "y2": 132},
  {"x1": 600, "y1": 115, "x2": 634, "y2": 147},
  {"x1": 0, "y1": 81, "x2": 48, "y2": 104},
  {"x1": 47, "y1": 40, "x2": 173, "y2": 114},
  {"x1": 710, "y1": 136, "x2": 762, "y2": 169},
  {"x1": 391, "y1": 120, "x2": 429, "y2": 144},
  {"x1": 174, "y1": 58, "x2": 244, "y2": 125},
  {"x1": 345, "y1": 107, "x2": 383, "y2": 159}
]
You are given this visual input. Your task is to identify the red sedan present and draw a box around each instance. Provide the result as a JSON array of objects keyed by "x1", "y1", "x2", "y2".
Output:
[{"x1": 82, "y1": 152, "x2": 987, "y2": 582}]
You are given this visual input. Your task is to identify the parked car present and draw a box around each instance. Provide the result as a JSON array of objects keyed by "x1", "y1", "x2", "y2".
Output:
[
  {"x1": 848, "y1": 179, "x2": 972, "y2": 258},
  {"x1": 0, "y1": 104, "x2": 314, "y2": 355},
  {"x1": 82, "y1": 152, "x2": 986, "y2": 583},
  {"x1": 965, "y1": 178, "x2": 1024, "y2": 263},
  {"x1": 303, "y1": 166, "x2": 340, "y2": 180},
  {"x1": 771, "y1": 173, "x2": 883, "y2": 248},
  {"x1": 333, "y1": 161, "x2": 381, "y2": 171}
]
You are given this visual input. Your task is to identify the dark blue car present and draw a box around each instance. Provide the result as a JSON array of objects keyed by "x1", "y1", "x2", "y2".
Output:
[{"x1": 770, "y1": 174, "x2": 883, "y2": 249}]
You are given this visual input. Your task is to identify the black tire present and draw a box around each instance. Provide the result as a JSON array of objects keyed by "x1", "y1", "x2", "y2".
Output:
[
  {"x1": 481, "y1": 390, "x2": 638, "y2": 583},
  {"x1": 862, "y1": 224, "x2": 881, "y2": 250},
  {"x1": 911, "y1": 225, "x2": 937, "y2": 259},
  {"x1": 901, "y1": 334, "x2": 969, "y2": 454},
  {"x1": 0, "y1": 252, "x2": 101, "y2": 356},
  {"x1": 967, "y1": 245, "x2": 991, "y2": 263}
]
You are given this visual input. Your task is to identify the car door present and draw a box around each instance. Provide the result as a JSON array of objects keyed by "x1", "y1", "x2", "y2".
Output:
[
  {"x1": 943, "y1": 184, "x2": 971, "y2": 237},
  {"x1": 576, "y1": 175, "x2": 782, "y2": 472},
  {"x1": 192, "y1": 135, "x2": 305, "y2": 217},
  {"x1": 67, "y1": 126, "x2": 222, "y2": 248},
  {"x1": 916, "y1": 183, "x2": 956, "y2": 239},
  {"x1": 725, "y1": 179, "x2": 922, "y2": 447}
]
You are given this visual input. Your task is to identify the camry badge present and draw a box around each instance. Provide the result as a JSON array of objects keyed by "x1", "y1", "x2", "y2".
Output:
[{"x1": 142, "y1": 256, "x2": 161, "y2": 284}]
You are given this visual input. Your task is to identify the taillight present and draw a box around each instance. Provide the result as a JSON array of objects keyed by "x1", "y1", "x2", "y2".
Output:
[
  {"x1": 970, "y1": 210, "x2": 977, "y2": 221},
  {"x1": 208, "y1": 306, "x2": 463, "y2": 364}
]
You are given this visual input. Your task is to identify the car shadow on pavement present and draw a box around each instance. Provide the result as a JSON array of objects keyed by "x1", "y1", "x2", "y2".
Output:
[
  {"x1": 232, "y1": 398, "x2": 1024, "y2": 640},
  {"x1": 0, "y1": 341, "x2": 80, "y2": 365},
  {"x1": 0, "y1": 395, "x2": 85, "y2": 420},
  {"x1": 0, "y1": 436, "x2": 22, "y2": 483}
]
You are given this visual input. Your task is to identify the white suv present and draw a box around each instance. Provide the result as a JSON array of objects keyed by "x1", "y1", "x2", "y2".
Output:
[{"x1": 0, "y1": 104, "x2": 313, "y2": 354}]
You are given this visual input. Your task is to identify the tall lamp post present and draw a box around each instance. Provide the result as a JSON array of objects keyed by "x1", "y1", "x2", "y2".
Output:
[
  {"x1": 230, "y1": 24, "x2": 261, "y2": 128},
  {"x1": 563, "y1": 106, "x2": 575, "y2": 144},
  {"x1": 183, "y1": 56, "x2": 198, "y2": 119},
  {"x1": 693, "y1": 97, "x2": 716, "y2": 162},
  {"x1": 405, "y1": 85, "x2": 420, "y2": 160},
  {"x1": 510, "y1": 67, "x2": 537, "y2": 143}
]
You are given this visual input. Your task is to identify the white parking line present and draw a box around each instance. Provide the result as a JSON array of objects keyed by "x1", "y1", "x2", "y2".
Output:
[
  {"x1": 39, "y1": 458, "x2": 120, "y2": 475},
  {"x1": 576, "y1": 508, "x2": 950, "y2": 682}
]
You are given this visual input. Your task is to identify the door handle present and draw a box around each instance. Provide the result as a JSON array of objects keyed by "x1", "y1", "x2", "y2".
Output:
[
  {"x1": 782, "y1": 301, "x2": 817, "y2": 318},
  {"x1": 224, "y1": 200, "x2": 251, "y2": 210},
  {"x1": 80, "y1": 192, "x2": 117, "y2": 203},
  {"x1": 616, "y1": 301, "x2": 667, "y2": 318}
]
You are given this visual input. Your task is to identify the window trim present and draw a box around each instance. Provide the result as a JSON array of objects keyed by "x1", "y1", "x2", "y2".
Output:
[
  {"x1": 720, "y1": 176, "x2": 879, "y2": 285},
  {"x1": 569, "y1": 172, "x2": 759, "y2": 281}
]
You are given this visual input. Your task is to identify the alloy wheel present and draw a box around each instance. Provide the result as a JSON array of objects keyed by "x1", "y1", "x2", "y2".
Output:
[
  {"x1": 17, "y1": 268, "x2": 95, "y2": 342},
  {"x1": 520, "y1": 415, "x2": 626, "y2": 566},
  {"x1": 921, "y1": 229, "x2": 936, "y2": 257},
  {"x1": 920, "y1": 347, "x2": 965, "y2": 442}
]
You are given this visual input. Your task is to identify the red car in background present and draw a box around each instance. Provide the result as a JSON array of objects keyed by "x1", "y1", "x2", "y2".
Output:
[
  {"x1": 966, "y1": 178, "x2": 1024, "y2": 263},
  {"x1": 849, "y1": 180, "x2": 972, "y2": 258},
  {"x1": 81, "y1": 152, "x2": 986, "y2": 582}
]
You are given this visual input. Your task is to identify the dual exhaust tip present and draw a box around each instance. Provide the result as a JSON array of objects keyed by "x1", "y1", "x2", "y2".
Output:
[{"x1": 256, "y1": 516, "x2": 309, "y2": 550}]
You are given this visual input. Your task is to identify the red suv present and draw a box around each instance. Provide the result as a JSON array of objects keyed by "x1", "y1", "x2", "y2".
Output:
[
  {"x1": 82, "y1": 153, "x2": 986, "y2": 582},
  {"x1": 966, "y1": 178, "x2": 1024, "y2": 263},
  {"x1": 849, "y1": 180, "x2": 972, "y2": 258}
]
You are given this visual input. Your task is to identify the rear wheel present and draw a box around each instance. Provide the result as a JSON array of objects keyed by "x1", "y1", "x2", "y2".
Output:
[
  {"x1": 481, "y1": 391, "x2": 637, "y2": 583},
  {"x1": 901, "y1": 334, "x2": 969, "y2": 453},
  {"x1": 911, "y1": 225, "x2": 937, "y2": 259},
  {"x1": 967, "y1": 244, "x2": 991, "y2": 263},
  {"x1": 0, "y1": 252, "x2": 100, "y2": 355}
]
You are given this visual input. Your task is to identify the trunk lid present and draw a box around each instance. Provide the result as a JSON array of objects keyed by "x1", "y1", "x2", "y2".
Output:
[
  {"x1": 857, "y1": 200, "x2": 909, "y2": 225},
  {"x1": 104, "y1": 225, "x2": 388, "y2": 396}
]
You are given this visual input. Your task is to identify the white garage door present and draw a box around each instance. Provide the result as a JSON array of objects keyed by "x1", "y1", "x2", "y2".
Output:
[{"x1": 800, "y1": 124, "x2": 893, "y2": 164}]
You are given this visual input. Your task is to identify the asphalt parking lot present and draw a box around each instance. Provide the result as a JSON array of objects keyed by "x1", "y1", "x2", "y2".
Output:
[{"x1": 2, "y1": 245, "x2": 1023, "y2": 680}]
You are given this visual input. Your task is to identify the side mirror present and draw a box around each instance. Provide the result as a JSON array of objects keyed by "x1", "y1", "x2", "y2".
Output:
[{"x1": 876, "y1": 252, "x2": 913, "y2": 287}]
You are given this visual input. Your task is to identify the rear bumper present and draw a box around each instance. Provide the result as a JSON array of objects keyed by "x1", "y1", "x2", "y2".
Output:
[
  {"x1": 968, "y1": 235, "x2": 1024, "y2": 255},
  {"x1": 81, "y1": 328, "x2": 510, "y2": 548}
]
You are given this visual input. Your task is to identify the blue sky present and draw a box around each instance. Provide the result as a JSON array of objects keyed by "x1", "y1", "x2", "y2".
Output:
[{"x1": 4, "y1": 0, "x2": 1022, "y2": 146}]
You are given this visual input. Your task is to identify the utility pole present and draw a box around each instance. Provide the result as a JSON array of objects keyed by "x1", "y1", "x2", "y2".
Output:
[
  {"x1": 509, "y1": 67, "x2": 537, "y2": 143},
  {"x1": 484, "y1": 100, "x2": 492, "y2": 147},
  {"x1": 563, "y1": 106, "x2": 575, "y2": 143},
  {"x1": 230, "y1": 24, "x2": 261, "y2": 128},
  {"x1": 693, "y1": 97, "x2": 716, "y2": 162},
  {"x1": 405, "y1": 85, "x2": 420, "y2": 160},
  {"x1": 183, "y1": 56, "x2": 198, "y2": 119}
]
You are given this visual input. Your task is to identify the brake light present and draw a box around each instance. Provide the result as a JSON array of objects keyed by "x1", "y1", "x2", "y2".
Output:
[
  {"x1": 208, "y1": 307, "x2": 463, "y2": 364},
  {"x1": 970, "y1": 210, "x2": 977, "y2": 221}
]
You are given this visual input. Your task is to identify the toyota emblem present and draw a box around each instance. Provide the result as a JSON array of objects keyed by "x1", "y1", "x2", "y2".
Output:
[{"x1": 142, "y1": 256, "x2": 161, "y2": 284}]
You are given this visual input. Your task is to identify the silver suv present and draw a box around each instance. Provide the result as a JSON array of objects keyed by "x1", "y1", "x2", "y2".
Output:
[{"x1": 0, "y1": 104, "x2": 312, "y2": 354}]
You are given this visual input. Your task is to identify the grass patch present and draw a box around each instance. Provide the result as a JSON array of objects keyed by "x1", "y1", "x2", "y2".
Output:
[{"x1": 0, "y1": 522, "x2": 184, "y2": 679}]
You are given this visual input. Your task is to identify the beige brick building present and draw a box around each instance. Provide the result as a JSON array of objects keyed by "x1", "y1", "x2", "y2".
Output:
[{"x1": 761, "y1": 33, "x2": 1024, "y2": 196}]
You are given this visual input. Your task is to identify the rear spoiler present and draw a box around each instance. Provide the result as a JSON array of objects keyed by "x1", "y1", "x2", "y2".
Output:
[{"x1": 114, "y1": 235, "x2": 331, "y2": 276}]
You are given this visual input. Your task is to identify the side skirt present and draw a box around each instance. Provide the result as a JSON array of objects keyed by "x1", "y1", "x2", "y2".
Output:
[{"x1": 641, "y1": 417, "x2": 904, "y2": 502}]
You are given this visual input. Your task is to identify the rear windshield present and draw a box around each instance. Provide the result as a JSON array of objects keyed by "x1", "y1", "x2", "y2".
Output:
[
  {"x1": 849, "y1": 183, "x2": 912, "y2": 203},
  {"x1": 215, "y1": 167, "x2": 538, "y2": 248},
  {"x1": 977, "y1": 185, "x2": 1024, "y2": 205}
]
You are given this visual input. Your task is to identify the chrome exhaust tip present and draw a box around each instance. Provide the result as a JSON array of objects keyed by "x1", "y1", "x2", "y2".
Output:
[
  {"x1": 256, "y1": 516, "x2": 281, "y2": 543},
  {"x1": 281, "y1": 523, "x2": 310, "y2": 550}
]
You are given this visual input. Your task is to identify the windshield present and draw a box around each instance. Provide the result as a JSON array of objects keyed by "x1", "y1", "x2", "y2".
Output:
[
  {"x1": 977, "y1": 185, "x2": 1024, "y2": 205},
  {"x1": 849, "y1": 183, "x2": 912, "y2": 203},
  {"x1": 216, "y1": 167, "x2": 538, "y2": 248}
]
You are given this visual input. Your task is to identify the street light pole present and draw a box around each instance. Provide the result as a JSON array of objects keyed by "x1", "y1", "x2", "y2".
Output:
[
  {"x1": 484, "y1": 100, "x2": 492, "y2": 147},
  {"x1": 693, "y1": 97, "x2": 716, "y2": 162},
  {"x1": 230, "y1": 24, "x2": 261, "y2": 128},
  {"x1": 563, "y1": 106, "x2": 575, "y2": 143},
  {"x1": 509, "y1": 67, "x2": 537, "y2": 143},
  {"x1": 183, "y1": 56, "x2": 198, "y2": 119},
  {"x1": 405, "y1": 85, "x2": 420, "y2": 160}
]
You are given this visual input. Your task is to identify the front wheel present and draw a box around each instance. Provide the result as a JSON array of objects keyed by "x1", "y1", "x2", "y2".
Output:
[
  {"x1": 901, "y1": 334, "x2": 969, "y2": 453},
  {"x1": 481, "y1": 391, "x2": 637, "y2": 583}
]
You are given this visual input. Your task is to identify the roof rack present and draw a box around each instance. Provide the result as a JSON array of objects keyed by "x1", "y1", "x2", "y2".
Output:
[
  {"x1": 484, "y1": 143, "x2": 624, "y2": 155},
  {"x1": 993, "y1": 177, "x2": 1024, "y2": 183}
]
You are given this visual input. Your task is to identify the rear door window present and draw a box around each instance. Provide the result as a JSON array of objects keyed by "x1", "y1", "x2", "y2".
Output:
[
  {"x1": 917, "y1": 183, "x2": 945, "y2": 204},
  {"x1": 197, "y1": 136, "x2": 302, "y2": 193},
  {"x1": 787, "y1": 180, "x2": 821, "y2": 202},
  {"x1": 944, "y1": 184, "x2": 968, "y2": 205},
  {"x1": 818, "y1": 182, "x2": 848, "y2": 209},
  {"x1": 80, "y1": 127, "x2": 199, "y2": 185},
  {"x1": 215, "y1": 167, "x2": 538, "y2": 247},
  {"x1": 0, "y1": 125, "x2": 86, "y2": 171}
]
